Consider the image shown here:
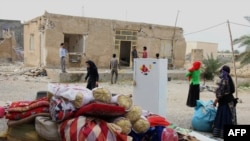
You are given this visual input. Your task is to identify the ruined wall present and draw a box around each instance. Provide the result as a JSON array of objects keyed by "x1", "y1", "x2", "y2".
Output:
[
  {"x1": 0, "y1": 20, "x2": 23, "y2": 48},
  {"x1": 0, "y1": 38, "x2": 17, "y2": 62},
  {"x1": 24, "y1": 13, "x2": 186, "y2": 69}
]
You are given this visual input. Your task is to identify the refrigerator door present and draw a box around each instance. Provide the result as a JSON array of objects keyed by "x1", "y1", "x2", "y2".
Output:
[{"x1": 133, "y1": 58, "x2": 167, "y2": 117}]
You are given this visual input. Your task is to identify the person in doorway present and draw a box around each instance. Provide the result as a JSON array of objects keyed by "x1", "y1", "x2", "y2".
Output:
[
  {"x1": 59, "y1": 43, "x2": 67, "y2": 73},
  {"x1": 131, "y1": 46, "x2": 138, "y2": 70},
  {"x1": 156, "y1": 53, "x2": 160, "y2": 59},
  {"x1": 84, "y1": 60, "x2": 99, "y2": 90},
  {"x1": 185, "y1": 61, "x2": 201, "y2": 107},
  {"x1": 142, "y1": 46, "x2": 148, "y2": 58},
  {"x1": 110, "y1": 53, "x2": 120, "y2": 84},
  {"x1": 212, "y1": 65, "x2": 237, "y2": 139}
]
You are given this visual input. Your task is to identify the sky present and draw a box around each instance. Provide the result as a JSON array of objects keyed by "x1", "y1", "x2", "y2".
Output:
[{"x1": 1, "y1": 0, "x2": 250, "y2": 52}]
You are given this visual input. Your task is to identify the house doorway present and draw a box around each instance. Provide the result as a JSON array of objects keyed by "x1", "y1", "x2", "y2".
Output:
[
  {"x1": 64, "y1": 34, "x2": 83, "y2": 66},
  {"x1": 119, "y1": 41, "x2": 131, "y2": 67}
]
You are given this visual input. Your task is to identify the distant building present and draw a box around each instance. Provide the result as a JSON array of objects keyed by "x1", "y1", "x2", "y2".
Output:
[
  {"x1": 217, "y1": 52, "x2": 239, "y2": 63},
  {"x1": 186, "y1": 41, "x2": 218, "y2": 60},
  {"x1": 23, "y1": 12, "x2": 186, "y2": 69}
]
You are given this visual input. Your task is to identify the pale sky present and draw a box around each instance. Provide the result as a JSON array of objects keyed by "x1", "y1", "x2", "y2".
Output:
[{"x1": 1, "y1": 0, "x2": 250, "y2": 52}]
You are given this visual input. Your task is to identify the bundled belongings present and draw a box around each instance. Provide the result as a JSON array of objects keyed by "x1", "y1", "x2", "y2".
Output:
[
  {"x1": 35, "y1": 116, "x2": 61, "y2": 141},
  {"x1": 59, "y1": 116, "x2": 132, "y2": 141},
  {"x1": 191, "y1": 100, "x2": 216, "y2": 132}
]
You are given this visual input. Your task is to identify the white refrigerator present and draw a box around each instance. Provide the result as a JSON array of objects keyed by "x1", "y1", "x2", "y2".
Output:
[{"x1": 133, "y1": 58, "x2": 168, "y2": 117}]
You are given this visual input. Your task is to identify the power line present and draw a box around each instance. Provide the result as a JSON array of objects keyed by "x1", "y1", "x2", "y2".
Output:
[
  {"x1": 229, "y1": 21, "x2": 250, "y2": 28},
  {"x1": 184, "y1": 22, "x2": 226, "y2": 36},
  {"x1": 183, "y1": 21, "x2": 250, "y2": 36}
]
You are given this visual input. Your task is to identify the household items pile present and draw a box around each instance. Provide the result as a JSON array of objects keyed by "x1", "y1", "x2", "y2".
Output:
[{"x1": 0, "y1": 83, "x2": 190, "y2": 141}]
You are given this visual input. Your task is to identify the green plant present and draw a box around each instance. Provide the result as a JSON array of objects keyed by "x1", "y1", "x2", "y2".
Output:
[{"x1": 202, "y1": 54, "x2": 223, "y2": 80}]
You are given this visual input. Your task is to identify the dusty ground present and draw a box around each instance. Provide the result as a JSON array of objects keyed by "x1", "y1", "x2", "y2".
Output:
[{"x1": 0, "y1": 63, "x2": 250, "y2": 140}]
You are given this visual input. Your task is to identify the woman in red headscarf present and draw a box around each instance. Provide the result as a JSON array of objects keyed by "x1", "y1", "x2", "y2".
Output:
[{"x1": 186, "y1": 61, "x2": 201, "y2": 107}]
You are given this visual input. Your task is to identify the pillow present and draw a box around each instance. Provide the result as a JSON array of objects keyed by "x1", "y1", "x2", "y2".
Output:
[{"x1": 74, "y1": 102, "x2": 126, "y2": 118}]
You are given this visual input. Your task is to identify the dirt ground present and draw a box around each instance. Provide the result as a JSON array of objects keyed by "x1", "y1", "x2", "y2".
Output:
[{"x1": 0, "y1": 63, "x2": 250, "y2": 140}]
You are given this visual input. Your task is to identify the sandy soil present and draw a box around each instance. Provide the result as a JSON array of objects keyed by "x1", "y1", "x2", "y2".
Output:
[{"x1": 0, "y1": 64, "x2": 250, "y2": 140}]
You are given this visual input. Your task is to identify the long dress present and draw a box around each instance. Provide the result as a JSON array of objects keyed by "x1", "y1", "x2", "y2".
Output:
[
  {"x1": 212, "y1": 74, "x2": 237, "y2": 138},
  {"x1": 186, "y1": 70, "x2": 201, "y2": 107},
  {"x1": 85, "y1": 60, "x2": 99, "y2": 90}
]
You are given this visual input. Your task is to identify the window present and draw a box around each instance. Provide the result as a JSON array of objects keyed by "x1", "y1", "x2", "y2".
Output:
[{"x1": 29, "y1": 34, "x2": 34, "y2": 50}]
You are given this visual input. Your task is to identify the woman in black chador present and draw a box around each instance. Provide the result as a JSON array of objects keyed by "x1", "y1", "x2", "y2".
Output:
[
  {"x1": 85, "y1": 60, "x2": 99, "y2": 90},
  {"x1": 213, "y1": 65, "x2": 238, "y2": 138}
]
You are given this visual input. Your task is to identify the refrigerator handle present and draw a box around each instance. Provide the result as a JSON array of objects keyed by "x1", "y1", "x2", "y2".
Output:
[{"x1": 133, "y1": 59, "x2": 136, "y2": 87}]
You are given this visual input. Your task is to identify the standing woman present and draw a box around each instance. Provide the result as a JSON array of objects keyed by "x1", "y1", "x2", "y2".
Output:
[
  {"x1": 85, "y1": 60, "x2": 99, "y2": 90},
  {"x1": 185, "y1": 61, "x2": 201, "y2": 107},
  {"x1": 213, "y1": 65, "x2": 237, "y2": 138}
]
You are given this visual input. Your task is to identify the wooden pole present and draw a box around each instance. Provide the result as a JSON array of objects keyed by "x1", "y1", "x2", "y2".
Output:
[
  {"x1": 227, "y1": 20, "x2": 238, "y2": 98},
  {"x1": 171, "y1": 10, "x2": 180, "y2": 69}
]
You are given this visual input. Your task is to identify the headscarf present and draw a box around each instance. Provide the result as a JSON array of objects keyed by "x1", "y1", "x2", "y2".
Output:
[
  {"x1": 86, "y1": 60, "x2": 97, "y2": 71},
  {"x1": 187, "y1": 61, "x2": 201, "y2": 81},
  {"x1": 219, "y1": 65, "x2": 235, "y2": 94},
  {"x1": 188, "y1": 61, "x2": 201, "y2": 72}
]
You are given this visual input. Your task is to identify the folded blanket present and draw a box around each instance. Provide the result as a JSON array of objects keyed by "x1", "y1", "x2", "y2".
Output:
[
  {"x1": 8, "y1": 100, "x2": 49, "y2": 113},
  {"x1": 8, "y1": 97, "x2": 48, "y2": 109},
  {"x1": 59, "y1": 116, "x2": 132, "y2": 141},
  {"x1": 7, "y1": 113, "x2": 50, "y2": 127},
  {"x1": 5, "y1": 106, "x2": 49, "y2": 120}
]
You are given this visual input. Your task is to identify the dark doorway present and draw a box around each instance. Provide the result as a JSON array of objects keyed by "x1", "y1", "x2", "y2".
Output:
[{"x1": 119, "y1": 41, "x2": 131, "y2": 67}]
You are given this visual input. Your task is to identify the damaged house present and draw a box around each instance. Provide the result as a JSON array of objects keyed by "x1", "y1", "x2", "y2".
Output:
[
  {"x1": 0, "y1": 19, "x2": 23, "y2": 62},
  {"x1": 24, "y1": 12, "x2": 186, "y2": 69}
]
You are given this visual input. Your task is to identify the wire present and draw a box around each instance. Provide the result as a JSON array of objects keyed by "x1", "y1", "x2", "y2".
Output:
[
  {"x1": 184, "y1": 22, "x2": 226, "y2": 36},
  {"x1": 229, "y1": 21, "x2": 250, "y2": 28}
]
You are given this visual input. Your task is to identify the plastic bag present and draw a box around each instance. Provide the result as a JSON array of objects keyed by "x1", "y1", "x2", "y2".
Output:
[{"x1": 191, "y1": 100, "x2": 217, "y2": 132}]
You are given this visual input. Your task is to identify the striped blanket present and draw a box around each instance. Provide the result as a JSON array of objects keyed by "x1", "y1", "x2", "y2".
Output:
[{"x1": 59, "y1": 116, "x2": 132, "y2": 141}]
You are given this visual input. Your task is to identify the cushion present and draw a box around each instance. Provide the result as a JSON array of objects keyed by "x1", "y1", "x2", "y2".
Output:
[{"x1": 74, "y1": 102, "x2": 126, "y2": 118}]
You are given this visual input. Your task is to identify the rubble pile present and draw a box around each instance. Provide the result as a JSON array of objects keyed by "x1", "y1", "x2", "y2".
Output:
[{"x1": 23, "y1": 68, "x2": 47, "y2": 77}]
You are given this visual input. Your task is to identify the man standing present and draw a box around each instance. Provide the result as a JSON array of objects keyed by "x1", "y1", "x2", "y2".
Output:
[
  {"x1": 131, "y1": 46, "x2": 138, "y2": 70},
  {"x1": 110, "y1": 54, "x2": 119, "y2": 84},
  {"x1": 59, "y1": 43, "x2": 67, "y2": 73}
]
